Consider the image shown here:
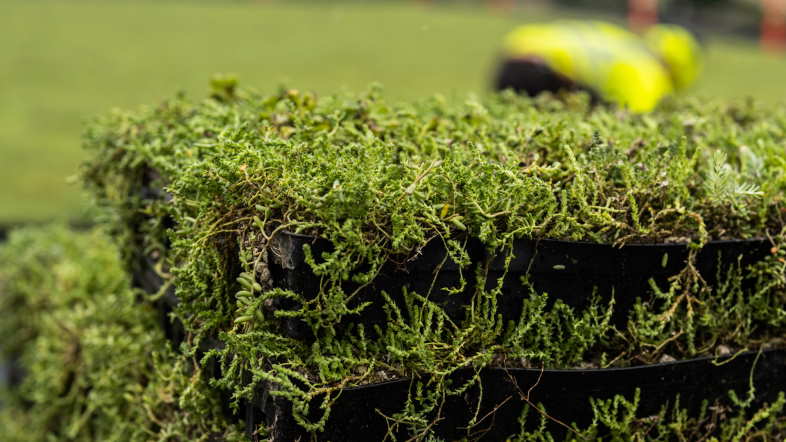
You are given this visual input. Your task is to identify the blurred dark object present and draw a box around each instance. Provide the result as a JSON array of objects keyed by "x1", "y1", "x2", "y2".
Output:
[
  {"x1": 553, "y1": 0, "x2": 764, "y2": 40},
  {"x1": 661, "y1": 0, "x2": 761, "y2": 38},
  {"x1": 494, "y1": 57, "x2": 583, "y2": 97}
]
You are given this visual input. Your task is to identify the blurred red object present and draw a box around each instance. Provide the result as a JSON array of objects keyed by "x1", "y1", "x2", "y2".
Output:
[
  {"x1": 762, "y1": 0, "x2": 786, "y2": 52},
  {"x1": 488, "y1": 0, "x2": 516, "y2": 13},
  {"x1": 628, "y1": 0, "x2": 658, "y2": 32}
]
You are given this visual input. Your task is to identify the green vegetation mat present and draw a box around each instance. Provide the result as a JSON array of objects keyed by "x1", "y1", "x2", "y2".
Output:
[
  {"x1": 78, "y1": 83, "x2": 786, "y2": 438},
  {"x1": 4, "y1": 0, "x2": 786, "y2": 222},
  {"x1": 0, "y1": 226, "x2": 246, "y2": 441},
  {"x1": 2, "y1": 225, "x2": 785, "y2": 440}
]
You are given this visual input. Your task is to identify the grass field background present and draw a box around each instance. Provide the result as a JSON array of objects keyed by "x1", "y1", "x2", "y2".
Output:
[{"x1": 3, "y1": 0, "x2": 786, "y2": 222}]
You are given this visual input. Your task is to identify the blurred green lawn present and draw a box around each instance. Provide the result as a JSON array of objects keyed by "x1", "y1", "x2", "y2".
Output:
[{"x1": 3, "y1": 0, "x2": 786, "y2": 222}]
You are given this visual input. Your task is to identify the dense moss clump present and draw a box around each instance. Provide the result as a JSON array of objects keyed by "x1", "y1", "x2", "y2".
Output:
[
  {"x1": 0, "y1": 226, "x2": 245, "y2": 441},
  {"x1": 84, "y1": 83, "x2": 786, "y2": 251},
  {"x1": 82, "y1": 81, "x2": 786, "y2": 438}
]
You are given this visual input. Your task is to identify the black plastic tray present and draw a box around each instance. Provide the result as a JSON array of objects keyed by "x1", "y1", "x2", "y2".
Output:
[
  {"x1": 249, "y1": 348, "x2": 786, "y2": 441},
  {"x1": 267, "y1": 231, "x2": 771, "y2": 337},
  {"x1": 266, "y1": 230, "x2": 480, "y2": 339},
  {"x1": 0, "y1": 356, "x2": 24, "y2": 393},
  {"x1": 488, "y1": 238, "x2": 771, "y2": 327},
  {"x1": 130, "y1": 173, "x2": 181, "y2": 344},
  {"x1": 132, "y1": 254, "x2": 185, "y2": 346}
]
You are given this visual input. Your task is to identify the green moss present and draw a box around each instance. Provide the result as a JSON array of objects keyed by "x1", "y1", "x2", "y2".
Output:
[
  {"x1": 82, "y1": 84, "x2": 786, "y2": 437},
  {"x1": 0, "y1": 226, "x2": 245, "y2": 441}
]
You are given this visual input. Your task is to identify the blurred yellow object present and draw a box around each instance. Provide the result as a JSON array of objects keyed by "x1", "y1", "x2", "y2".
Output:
[
  {"x1": 644, "y1": 24, "x2": 703, "y2": 91},
  {"x1": 502, "y1": 21, "x2": 700, "y2": 112}
]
